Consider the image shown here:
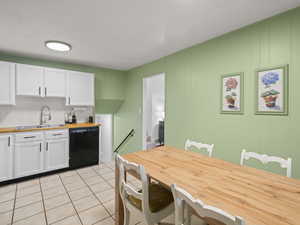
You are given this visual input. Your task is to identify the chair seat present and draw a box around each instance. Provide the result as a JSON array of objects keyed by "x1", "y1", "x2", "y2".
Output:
[{"x1": 128, "y1": 183, "x2": 174, "y2": 212}]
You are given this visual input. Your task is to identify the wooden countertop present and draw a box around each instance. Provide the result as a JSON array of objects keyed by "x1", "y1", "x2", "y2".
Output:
[{"x1": 0, "y1": 123, "x2": 101, "y2": 133}]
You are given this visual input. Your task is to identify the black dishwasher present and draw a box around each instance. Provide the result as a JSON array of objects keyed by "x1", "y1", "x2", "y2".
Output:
[{"x1": 69, "y1": 126, "x2": 99, "y2": 169}]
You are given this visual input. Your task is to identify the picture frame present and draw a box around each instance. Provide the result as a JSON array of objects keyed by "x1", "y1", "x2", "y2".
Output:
[
  {"x1": 220, "y1": 73, "x2": 244, "y2": 114},
  {"x1": 255, "y1": 65, "x2": 288, "y2": 115}
]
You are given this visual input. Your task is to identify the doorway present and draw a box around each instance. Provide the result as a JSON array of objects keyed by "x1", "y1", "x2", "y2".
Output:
[{"x1": 142, "y1": 73, "x2": 165, "y2": 150}]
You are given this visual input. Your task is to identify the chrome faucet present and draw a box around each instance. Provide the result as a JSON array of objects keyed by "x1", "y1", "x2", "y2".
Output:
[{"x1": 40, "y1": 105, "x2": 52, "y2": 125}]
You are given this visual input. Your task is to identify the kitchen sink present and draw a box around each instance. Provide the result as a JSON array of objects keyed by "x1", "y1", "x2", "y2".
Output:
[{"x1": 15, "y1": 124, "x2": 65, "y2": 130}]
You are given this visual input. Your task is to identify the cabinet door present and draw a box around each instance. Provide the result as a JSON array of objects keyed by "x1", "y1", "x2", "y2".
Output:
[
  {"x1": 45, "y1": 139, "x2": 69, "y2": 171},
  {"x1": 44, "y1": 68, "x2": 66, "y2": 97},
  {"x1": 0, "y1": 135, "x2": 13, "y2": 182},
  {"x1": 15, "y1": 141, "x2": 43, "y2": 178},
  {"x1": 16, "y1": 64, "x2": 44, "y2": 97},
  {"x1": 67, "y1": 71, "x2": 94, "y2": 106},
  {"x1": 0, "y1": 61, "x2": 15, "y2": 105}
]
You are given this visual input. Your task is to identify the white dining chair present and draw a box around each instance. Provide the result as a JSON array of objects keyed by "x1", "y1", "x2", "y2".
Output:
[
  {"x1": 171, "y1": 184, "x2": 246, "y2": 225},
  {"x1": 116, "y1": 154, "x2": 174, "y2": 225},
  {"x1": 240, "y1": 149, "x2": 292, "y2": 178},
  {"x1": 184, "y1": 139, "x2": 214, "y2": 157}
]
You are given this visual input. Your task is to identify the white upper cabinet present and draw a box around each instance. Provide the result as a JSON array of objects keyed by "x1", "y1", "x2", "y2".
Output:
[
  {"x1": 15, "y1": 63, "x2": 95, "y2": 105},
  {"x1": 0, "y1": 61, "x2": 15, "y2": 105},
  {"x1": 16, "y1": 64, "x2": 44, "y2": 97},
  {"x1": 67, "y1": 71, "x2": 95, "y2": 106},
  {"x1": 44, "y1": 68, "x2": 67, "y2": 97}
]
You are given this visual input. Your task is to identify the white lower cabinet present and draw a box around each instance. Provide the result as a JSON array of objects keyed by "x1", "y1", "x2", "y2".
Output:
[
  {"x1": 15, "y1": 141, "x2": 44, "y2": 178},
  {"x1": 0, "y1": 129, "x2": 70, "y2": 182},
  {"x1": 45, "y1": 130, "x2": 69, "y2": 171},
  {"x1": 0, "y1": 134, "x2": 13, "y2": 182},
  {"x1": 6, "y1": 129, "x2": 70, "y2": 181}
]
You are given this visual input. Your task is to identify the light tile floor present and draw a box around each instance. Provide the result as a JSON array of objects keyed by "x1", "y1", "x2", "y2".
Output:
[
  {"x1": 0, "y1": 162, "x2": 120, "y2": 225},
  {"x1": 0, "y1": 162, "x2": 202, "y2": 225}
]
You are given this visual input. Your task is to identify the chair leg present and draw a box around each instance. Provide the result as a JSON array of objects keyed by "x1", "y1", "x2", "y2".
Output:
[
  {"x1": 185, "y1": 208, "x2": 191, "y2": 225},
  {"x1": 124, "y1": 207, "x2": 130, "y2": 225}
]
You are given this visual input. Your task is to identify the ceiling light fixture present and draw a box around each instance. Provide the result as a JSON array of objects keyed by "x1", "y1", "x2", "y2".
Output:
[{"x1": 45, "y1": 41, "x2": 72, "y2": 52}]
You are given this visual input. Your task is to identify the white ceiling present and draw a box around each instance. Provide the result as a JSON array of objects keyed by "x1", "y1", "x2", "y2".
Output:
[{"x1": 0, "y1": 0, "x2": 300, "y2": 70}]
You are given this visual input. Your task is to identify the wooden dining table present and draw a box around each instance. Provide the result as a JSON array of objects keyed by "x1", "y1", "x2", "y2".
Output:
[{"x1": 114, "y1": 146, "x2": 300, "y2": 225}]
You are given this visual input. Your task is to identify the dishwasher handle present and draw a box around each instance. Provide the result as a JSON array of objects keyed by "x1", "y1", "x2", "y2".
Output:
[
  {"x1": 69, "y1": 128, "x2": 89, "y2": 134},
  {"x1": 69, "y1": 126, "x2": 99, "y2": 134}
]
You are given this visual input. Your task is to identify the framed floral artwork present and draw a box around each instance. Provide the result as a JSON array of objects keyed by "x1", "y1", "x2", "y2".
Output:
[
  {"x1": 221, "y1": 73, "x2": 244, "y2": 114},
  {"x1": 255, "y1": 65, "x2": 288, "y2": 115}
]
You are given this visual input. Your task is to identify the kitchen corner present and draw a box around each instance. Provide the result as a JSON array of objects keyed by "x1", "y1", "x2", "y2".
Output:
[{"x1": 0, "y1": 61, "x2": 103, "y2": 184}]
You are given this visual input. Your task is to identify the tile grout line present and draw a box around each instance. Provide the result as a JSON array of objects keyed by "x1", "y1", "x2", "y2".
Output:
[
  {"x1": 42, "y1": 200, "x2": 107, "y2": 225},
  {"x1": 95, "y1": 165, "x2": 116, "y2": 195},
  {"x1": 0, "y1": 185, "x2": 17, "y2": 195},
  {"x1": 91, "y1": 165, "x2": 116, "y2": 198},
  {"x1": 58, "y1": 172, "x2": 84, "y2": 225},
  {"x1": 12, "y1": 182, "x2": 41, "y2": 199},
  {"x1": 11, "y1": 210, "x2": 47, "y2": 224},
  {"x1": 11, "y1": 203, "x2": 47, "y2": 224},
  {"x1": 9, "y1": 184, "x2": 17, "y2": 225},
  {"x1": 11, "y1": 182, "x2": 45, "y2": 224},
  {"x1": 13, "y1": 192, "x2": 43, "y2": 211},
  {"x1": 92, "y1": 166, "x2": 115, "y2": 189},
  {"x1": 94, "y1": 174, "x2": 116, "y2": 217},
  {"x1": 41, "y1": 202, "x2": 77, "y2": 225},
  {"x1": 63, "y1": 183, "x2": 87, "y2": 193},
  {"x1": 90, "y1": 216, "x2": 115, "y2": 225},
  {"x1": 15, "y1": 181, "x2": 39, "y2": 189},
  {"x1": 42, "y1": 191, "x2": 67, "y2": 203},
  {"x1": 0, "y1": 197, "x2": 15, "y2": 210},
  {"x1": 39, "y1": 178, "x2": 49, "y2": 225},
  {"x1": 78, "y1": 166, "x2": 115, "y2": 218}
]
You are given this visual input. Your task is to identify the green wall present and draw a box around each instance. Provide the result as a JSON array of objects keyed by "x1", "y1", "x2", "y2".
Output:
[
  {"x1": 115, "y1": 7, "x2": 300, "y2": 179},
  {"x1": 0, "y1": 53, "x2": 126, "y2": 113}
]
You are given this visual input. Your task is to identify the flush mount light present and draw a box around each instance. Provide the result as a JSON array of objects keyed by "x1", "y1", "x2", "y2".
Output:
[{"x1": 45, "y1": 41, "x2": 72, "y2": 52}]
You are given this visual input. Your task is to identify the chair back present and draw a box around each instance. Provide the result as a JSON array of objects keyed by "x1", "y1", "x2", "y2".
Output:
[
  {"x1": 184, "y1": 139, "x2": 214, "y2": 157},
  {"x1": 240, "y1": 149, "x2": 292, "y2": 177},
  {"x1": 171, "y1": 184, "x2": 245, "y2": 225},
  {"x1": 116, "y1": 154, "x2": 151, "y2": 215}
]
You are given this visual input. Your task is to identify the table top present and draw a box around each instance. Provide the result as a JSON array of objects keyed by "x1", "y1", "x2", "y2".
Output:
[{"x1": 123, "y1": 146, "x2": 300, "y2": 225}]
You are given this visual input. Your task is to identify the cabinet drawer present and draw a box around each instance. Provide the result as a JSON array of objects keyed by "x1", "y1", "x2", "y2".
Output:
[
  {"x1": 45, "y1": 129, "x2": 68, "y2": 139},
  {"x1": 15, "y1": 132, "x2": 43, "y2": 143}
]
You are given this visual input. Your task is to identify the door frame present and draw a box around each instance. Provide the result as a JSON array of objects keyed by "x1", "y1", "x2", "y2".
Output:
[{"x1": 142, "y1": 73, "x2": 165, "y2": 150}]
